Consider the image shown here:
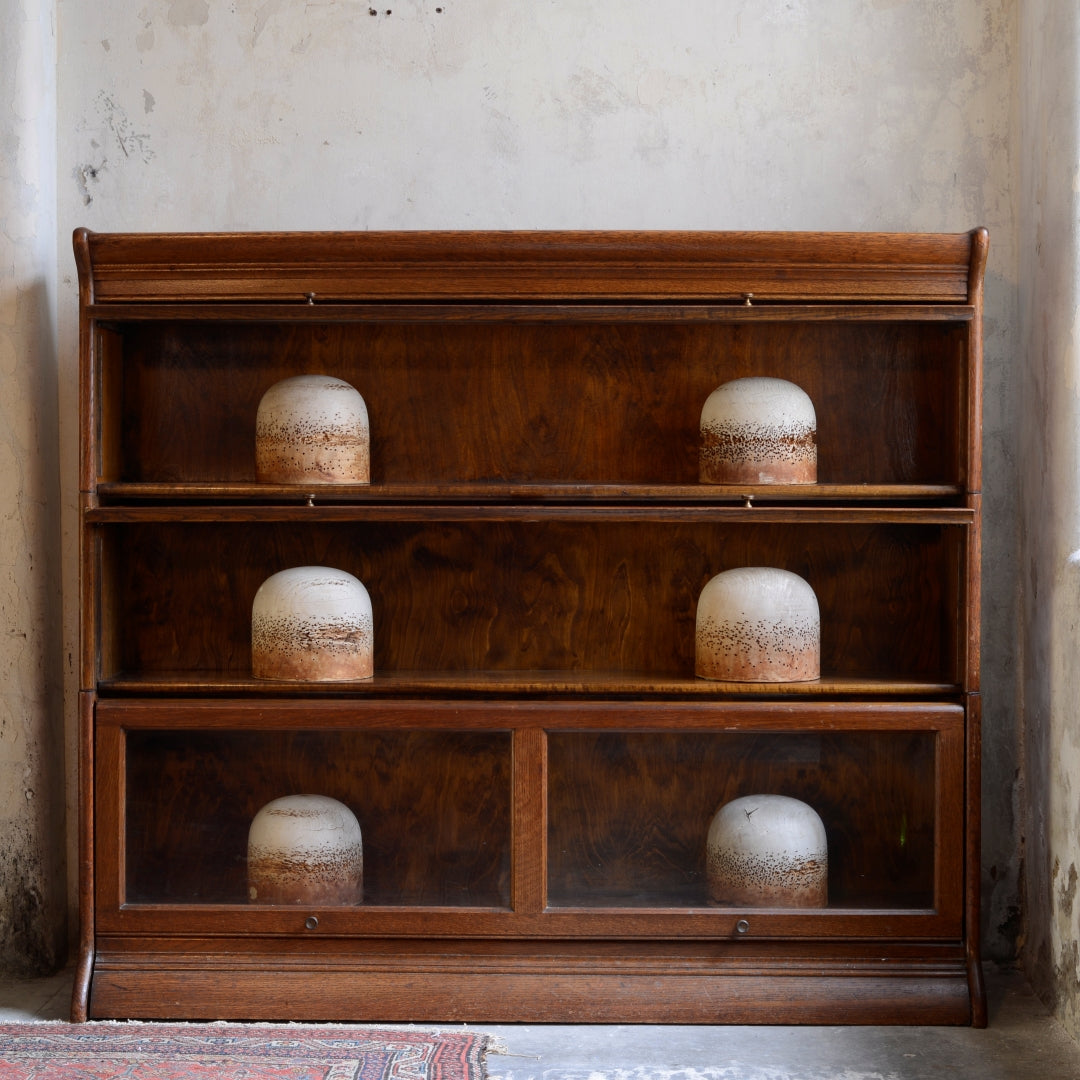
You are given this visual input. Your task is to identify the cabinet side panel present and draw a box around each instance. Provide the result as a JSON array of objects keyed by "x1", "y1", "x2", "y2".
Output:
[{"x1": 72, "y1": 692, "x2": 95, "y2": 1022}]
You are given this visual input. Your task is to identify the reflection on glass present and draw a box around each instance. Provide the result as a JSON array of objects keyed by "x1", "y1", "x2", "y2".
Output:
[
  {"x1": 124, "y1": 729, "x2": 511, "y2": 907},
  {"x1": 548, "y1": 731, "x2": 934, "y2": 909}
]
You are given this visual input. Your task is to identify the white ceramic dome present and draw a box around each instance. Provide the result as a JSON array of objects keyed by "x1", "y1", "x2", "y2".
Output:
[
  {"x1": 252, "y1": 566, "x2": 374, "y2": 681},
  {"x1": 255, "y1": 374, "x2": 370, "y2": 484},
  {"x1": 695, "y1": 567, "x2": 820, "y2": 682},
  {"x1": 247, "y1": 794, "x2": 363, "y2": 905},
  {"x1": 706, "y1": 794, "x2": 827, "y2": 907},
  {"x1": 699, "y1": 376, "x2": 817, "y2": 484}
]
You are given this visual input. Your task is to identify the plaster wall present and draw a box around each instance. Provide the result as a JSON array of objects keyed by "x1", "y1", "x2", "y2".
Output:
[
  {"x1": 1, "y1": 0, "x2": 1027, "y2": 977},
  {"x1": 0, "y1": 0, "x2": 66, "y2": 975},
  {"x1": 1019, "y1": 1, "x2": 1080, "y2": 1036}
]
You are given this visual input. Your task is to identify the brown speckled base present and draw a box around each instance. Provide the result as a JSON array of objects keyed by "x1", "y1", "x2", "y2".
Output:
[
  {"x1": 252, "y1": 614, "x2": 373, "y2": 681},
  {"x1": 252, "y1": 647, "x2": 373, "y2": 681},
  {"x1": 255, "y1": 437, "x2": 370, "y2": 485},
  {"x1": 700, "y1": 423, "x2": 817, "y2": 485},
  {"x1": 695, "y1": 615, "x2": 819, "y2": 682},
  {"x1": 248, "y1": 855, "x2": 363, "y2": 905},
  {"x1": 706, "y1": 854, "x2": 827, "y2": 908}
]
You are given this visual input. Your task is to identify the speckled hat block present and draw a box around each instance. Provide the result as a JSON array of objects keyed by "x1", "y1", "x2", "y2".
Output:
[
  {"x1": 247, "y1": 794, "x2": 363, "y2": 905},
  {"x1": 706, "y1": 794, "x2": 827, "y2": 907},
  {"x1": 699, "y1": 376, "x2": 817, "y2": 485},
  {"x1": 255, "y1": 374, "x2": 370, "y2": 484},
  {"x1": 252, "y1": 566, "x2": 374, "y2": 681},
  {"x1": 695, "y1": 567, "x2": 820, "y2": 682}
]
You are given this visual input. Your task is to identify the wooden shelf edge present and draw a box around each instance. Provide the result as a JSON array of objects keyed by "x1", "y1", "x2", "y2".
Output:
[
  {"x1": 94, "y1": 481, "x2": 967, "y2": 500},
  {"x1": 85, "y1": 502, "x2": 976, "y2": 526},
  {"x1": 84, "y1": 301, "x2": 978, "y2": 323},
  {"x1": 93, "y1": 672, "x2": 966, "y2": 700}
]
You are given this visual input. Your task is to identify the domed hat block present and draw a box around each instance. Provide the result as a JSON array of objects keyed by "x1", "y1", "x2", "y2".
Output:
[
  {"x1": 252, "y1": 566, "x2": 374, "y2": 681},
  {"x1": 255, "y1": 374, "x2": 370, "y2": 484},
  {"x1": 699, "y1": 376, "x2": 817, "y2": 485},
  {"x1": 247, "y1": 794, "x2": 363, "y2": 905},
  {"x1": 706, "y1": 794, "x2": 827, "y2": 907},
  {"x1": 695, "y1": 567, "x2": 820, "y2": 682}
]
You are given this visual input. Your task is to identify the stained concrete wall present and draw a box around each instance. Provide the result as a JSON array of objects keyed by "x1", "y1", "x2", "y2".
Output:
[
  {"x1": 1019, "y1": 2, "x2": 1080, "y2": 1036},
  {"x1": 6, "y1": 0, "x2": 1029, "y2": 982},
  {"x1": 0, "y1": 0, "x2": 67, "y2": 975}
]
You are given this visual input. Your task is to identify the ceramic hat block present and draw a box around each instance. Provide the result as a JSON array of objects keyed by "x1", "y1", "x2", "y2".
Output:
[
  {"x1": 252, "y1": 566, "x2": 374, "y2": 681},
  {"x1": 695, "y1": 567, "x2": 820, "y2": 682},
  {"x1": 248, "y1": 794, "x2": 363, "y2": 905},
  {"x1": 706, "y1": 794, "x2": 827, "y2": 907},
  {"x1": 699, "y1": 376, "x2": 817, "y2": 484},
  {"x1": 255, "y1": 374, "x2": 370, "y2": 484}
]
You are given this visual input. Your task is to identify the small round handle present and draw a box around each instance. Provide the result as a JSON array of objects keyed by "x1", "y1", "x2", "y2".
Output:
[
  {"x1": 304, "y1": 915, "x2": 319, "y2": 931},
  {"x1": 735, "y1": 918, "x2": 750, "y2": 935}
]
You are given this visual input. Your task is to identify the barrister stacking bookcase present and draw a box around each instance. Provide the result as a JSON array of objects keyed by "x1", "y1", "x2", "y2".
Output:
[{"x1": 74, "y1": 228, "x2": 987, "y2": 1024}]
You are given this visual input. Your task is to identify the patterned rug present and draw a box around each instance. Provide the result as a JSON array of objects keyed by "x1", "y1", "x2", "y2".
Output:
[{"x1": 0, "y1": 1022, "x2": 489, "y2": 1080}]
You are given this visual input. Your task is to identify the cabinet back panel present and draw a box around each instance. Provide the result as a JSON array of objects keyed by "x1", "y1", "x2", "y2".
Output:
[
  {"x1": 99, "y1": 521, "x2": 960, "y2": 681},
  {"x1": 106, "y1": 320, "x2": 964, "y2": 485},
  {"x1": 547, "y1": 731, "x2": 936, "y2": 908},
  {"x1": 123, "y1": 729, "x2": 512, "y2": 905}
]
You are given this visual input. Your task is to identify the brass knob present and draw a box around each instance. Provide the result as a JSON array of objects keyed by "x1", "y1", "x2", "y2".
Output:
[
  {"x1": 304, "y1": 916, "x2": 319, "y2": 930},
  {"x1": 736, "y1": 919, "x2": 750, "y2": 935}
]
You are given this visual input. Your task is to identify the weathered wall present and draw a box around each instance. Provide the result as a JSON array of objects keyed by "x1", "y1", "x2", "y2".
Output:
[
  {"x1": 1019, "y1": 2, "x2": 1080, "y2": 1037},
  {"x1": 0, "y1": 0, "x2": 67, "y2": 975},
  {"x1": 45, "y1": 0, "x2": 1028, "y2": 972}
]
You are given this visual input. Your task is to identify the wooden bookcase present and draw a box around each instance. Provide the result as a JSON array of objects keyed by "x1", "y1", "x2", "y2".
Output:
[{"x1": 74, "y1": 228, "x2": 987, "y2": 1025}]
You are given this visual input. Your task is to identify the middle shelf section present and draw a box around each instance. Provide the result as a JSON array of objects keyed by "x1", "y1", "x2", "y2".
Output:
[{"x1": 88, "y1": 513, "x2": 971, "y2": 696}]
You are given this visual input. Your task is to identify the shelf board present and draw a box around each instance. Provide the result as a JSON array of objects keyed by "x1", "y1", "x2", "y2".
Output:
[
  {"x1": 97, "y1": 670, "x2": 962, "y2": 699},
  {"x1": 86, "y1": 301, "x2": 978, "y2": 324},
  {"x1": 95, "y1": 481, "x2": 966, "y2": 504},
  {"x1": 87, "y1": 485, "x2": 975, "y2": 525}
]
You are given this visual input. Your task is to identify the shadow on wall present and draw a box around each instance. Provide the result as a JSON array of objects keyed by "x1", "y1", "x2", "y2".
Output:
[
  {"x1": 0, "y1": 277, "x2": 68, "y2": 977},
  {"x1": 978, "y1": 265, "x2": 1024, "y2": 967},
  {"x1": 1020, "y1": 0, "x2": 1080, "y2": 1034}
]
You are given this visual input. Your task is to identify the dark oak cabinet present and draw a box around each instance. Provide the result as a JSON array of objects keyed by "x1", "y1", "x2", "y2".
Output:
[{"x1": 75, "y1": 228, "x2": 986, "y2": 1024}]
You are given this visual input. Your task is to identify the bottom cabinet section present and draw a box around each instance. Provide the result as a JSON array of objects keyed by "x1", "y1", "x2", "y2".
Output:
[{"x1": 87, "y1": 698, "x2": 975, "y2": 1023}]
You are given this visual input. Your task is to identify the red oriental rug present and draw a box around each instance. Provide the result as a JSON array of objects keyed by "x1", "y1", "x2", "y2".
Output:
[{"x1": 0, "y1": 1022, "x2": 489, "y2": 1080}]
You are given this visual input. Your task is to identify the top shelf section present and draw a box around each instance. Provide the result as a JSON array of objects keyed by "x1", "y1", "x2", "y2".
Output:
[{"x1": 78, "y1": 229, "x2": 986, "y2": 495}]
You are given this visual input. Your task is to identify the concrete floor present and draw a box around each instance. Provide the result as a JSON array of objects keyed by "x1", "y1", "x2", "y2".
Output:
[{"x1": 0, "y1": 964, "x2": 1077, "y2": 1079}]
